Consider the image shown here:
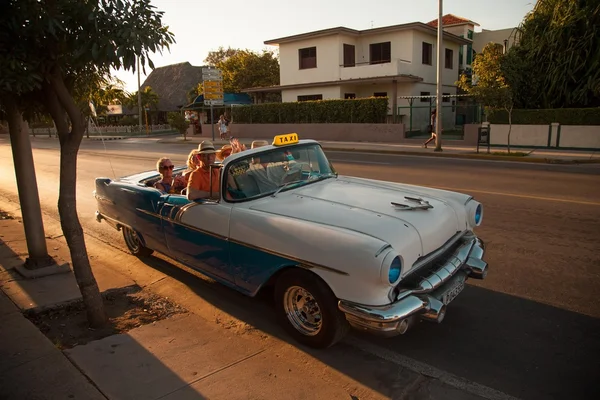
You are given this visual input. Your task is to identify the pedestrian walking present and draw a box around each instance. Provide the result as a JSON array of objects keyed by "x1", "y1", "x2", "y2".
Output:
[{"x1": 423, "y1": 109, "x2": 437, "y2": 148}]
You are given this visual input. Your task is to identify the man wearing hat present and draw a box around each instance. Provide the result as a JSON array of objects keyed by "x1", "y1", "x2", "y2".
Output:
[{"x1": 187, "y1": 141, "x2": 221, "y2": 200}]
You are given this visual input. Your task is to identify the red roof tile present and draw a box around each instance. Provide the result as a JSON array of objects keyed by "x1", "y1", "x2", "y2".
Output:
[{"x1": 427, "y1": 14, "x2": 479, "y2": 28}]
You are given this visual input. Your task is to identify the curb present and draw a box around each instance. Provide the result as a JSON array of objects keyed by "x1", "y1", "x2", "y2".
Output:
[
  {"x1": 321, "y1": 147, "x2": 600, "y2": 164},
  {"x1": 156, "y1": 139, "x2": 599, "y2": 165}
]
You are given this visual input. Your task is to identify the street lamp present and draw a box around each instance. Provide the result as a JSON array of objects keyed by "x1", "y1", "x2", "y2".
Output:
[{"x1": 435, "y1": 0, "x2": 443, "y2": 152}]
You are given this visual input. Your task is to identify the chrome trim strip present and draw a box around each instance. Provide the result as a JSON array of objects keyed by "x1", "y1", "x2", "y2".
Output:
[
  {"x1": 136, "y1": 208, "x2": 163, "y2": 219},
  {"x1": 410, "y1": 230, "x2": 467, "y2": 272},
  {"x1": 167, "y1": 219, "x2": 228, "y2": 241},
  {"x1": 339, "y1": 295, "x2": 427, "y2": 324},
  {"x1": 375, "y1": 244, "x2": 392, "y2": 258},
  {"x1": 397, "y1": 238, "x2": 475, "y2": 299},
  {"x1": 175, "y1": 202, "x2": 199, "y2": 221},
  {"x1": 102, "y1": 210, "x2": 348, "y2": 276},
  {"x1": 94, "y1": 193, "x2": 115, "y2": 205},
  {"x1": 227, "y1": 238, "x2": 349, "y2": 276},
  {"x1": 96, "y1": 212, "x2": 131, "y2": 231}
]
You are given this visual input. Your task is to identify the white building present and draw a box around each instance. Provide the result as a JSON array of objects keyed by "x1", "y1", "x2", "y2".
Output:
[{"x1": 246, "y1": 21, "x2": 470, "y2": 131}]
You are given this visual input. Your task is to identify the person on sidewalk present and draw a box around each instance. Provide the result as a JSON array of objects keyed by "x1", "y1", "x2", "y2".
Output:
[
  {"x1": 217, "y1": 115, "x2": 228, "y2": 140},
  {"x1": 154, "y1": 157, "x2": 186, "y2": 194},
  {"x1": 187, "y1": 141, "x2": 221, "y2": 200},
  {"x1": 423, "y1": 109, "x2": 437, "y2": 149}
]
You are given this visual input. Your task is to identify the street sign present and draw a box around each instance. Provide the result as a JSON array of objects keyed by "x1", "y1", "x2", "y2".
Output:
[
  {"x1": 202, "y1": 68, "x2": 224, "y2": 106},
  {"x1": 202, "y1": 67, "x2": 222, "y2": 80}
]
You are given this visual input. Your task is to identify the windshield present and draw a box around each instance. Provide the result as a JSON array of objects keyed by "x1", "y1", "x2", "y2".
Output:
[{"x1": 224, "y1": 143, "x2": 336, "y2": 202}]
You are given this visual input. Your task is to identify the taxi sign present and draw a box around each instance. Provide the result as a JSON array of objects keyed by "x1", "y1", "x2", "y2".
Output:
[{"x1": 272, "y1": 133, "x2": 299, "y2": 146}]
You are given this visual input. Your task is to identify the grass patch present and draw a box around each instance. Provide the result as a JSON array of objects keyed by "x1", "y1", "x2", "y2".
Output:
[{"x1": 489, "y1": 151, "x2": 530, "y2": 157}]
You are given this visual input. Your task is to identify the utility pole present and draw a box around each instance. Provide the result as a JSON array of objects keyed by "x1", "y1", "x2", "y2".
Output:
[
  {"x1": 435, "y1": 0, "x2": 444, "y2": 152},
  {"x1": 137, "y1": 56, "x2": 142, "y2": 131},
  {"x1": 6, "y1": 103, "x2": 51, "y2": 267}
]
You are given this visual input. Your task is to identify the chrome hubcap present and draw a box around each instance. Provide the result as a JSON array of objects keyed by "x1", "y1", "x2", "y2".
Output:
[
  {"x1": 124, "y1": 229, "x2": 140, "y2": 252},
  {"x1": 283, "y1": 286, "x2": 322, "y2": 336}
]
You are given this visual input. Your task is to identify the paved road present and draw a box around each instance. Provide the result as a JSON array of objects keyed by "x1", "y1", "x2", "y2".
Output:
[{"x1": 1, "y1": 136, "x2": 599, "y2": 400}]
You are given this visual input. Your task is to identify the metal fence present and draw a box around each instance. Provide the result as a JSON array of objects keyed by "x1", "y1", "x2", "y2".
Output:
[{"x1": 30, "y1": 124, "x2": 173, "y2": 137}]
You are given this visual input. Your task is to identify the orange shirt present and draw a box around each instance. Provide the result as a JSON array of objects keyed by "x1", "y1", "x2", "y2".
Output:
[{"x1": 188, "y1": 167, "x2": 220, "y2": 195}]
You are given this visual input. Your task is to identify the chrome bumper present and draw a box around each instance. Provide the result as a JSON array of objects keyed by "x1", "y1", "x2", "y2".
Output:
[{"x1": 338, "y1": 234, "x2": 487, "y2": 337}]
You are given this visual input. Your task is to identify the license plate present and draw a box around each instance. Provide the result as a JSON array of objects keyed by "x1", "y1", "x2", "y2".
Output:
[{"x1": 442, "y1": 279, "x2": 465, "y2": 305}]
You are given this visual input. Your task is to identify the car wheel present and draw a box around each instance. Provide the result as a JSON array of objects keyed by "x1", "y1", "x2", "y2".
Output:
[
  {"x1": 274, "y1": 269, "x2": 349, "y2": 349},
  {"x1": 122, "y1": 227, "x2": 153, "y2": 257}
]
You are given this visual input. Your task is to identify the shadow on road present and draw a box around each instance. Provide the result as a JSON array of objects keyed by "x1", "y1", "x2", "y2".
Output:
[{"x1": 138, "y1": 253, "x2": 600, "y2": 400}]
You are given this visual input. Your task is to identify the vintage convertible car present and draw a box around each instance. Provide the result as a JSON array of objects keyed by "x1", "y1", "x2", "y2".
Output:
[{"x1": 94, "y1": 133, "x2": 488, "y2": 348}]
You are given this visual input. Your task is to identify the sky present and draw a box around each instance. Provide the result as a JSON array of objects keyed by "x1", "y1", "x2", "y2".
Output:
[{"x1": 111, "y1": 0, "x2": 537, "y2": 92}]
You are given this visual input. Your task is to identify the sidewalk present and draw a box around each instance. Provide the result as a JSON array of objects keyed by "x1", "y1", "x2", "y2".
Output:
[
  {"x1": 158, "y1": 135, "x2": 600, "y2": 164},
  {"x1": 0, "y1": 201, "x2": 503, "y2": 400}
]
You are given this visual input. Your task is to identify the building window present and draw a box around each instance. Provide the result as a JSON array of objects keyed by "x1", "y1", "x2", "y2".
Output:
[
  {"x1": 466, "y1": 30, "x2": 474, "y2": 65},
  {"x1": 297, "y1": 94, "x2": 322, "y2": 102},
  {"x1": 369, "y1": 42, "x2": 391, "y2": 64},
  {"x1": 343, "y1": 44, "x2": 355, "y2": 67},
  {"x1": 299, "y1": 47, "x2": 317, "y2": 69},
  {"x1": 445, "y1": 49, "x2": 453, "y2": 69},
  {"x1": 374, "y1": 92, "x2": 387, "y2": 98},
  {"x1": 443, "y1": 92, "x2": 450, "y2": 103},
  {"x1": 459, "y1": 35, "x2": 464, "y2": 66},
  {"x1": 422, "y1": 42, "x2": 432, "y2": 65},
  {"x1": 344, "y1": 93, "x2": 356, "y2": 99},
  {"x1": 420, "y1": 91, "x2": 430, "y2": 103}
]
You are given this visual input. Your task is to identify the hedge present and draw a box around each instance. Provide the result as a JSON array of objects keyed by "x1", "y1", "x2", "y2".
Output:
[
  {"x1": 487, "y1": 108, "x2": 600, "y2": 125},
  {"x1": 231, "y1": 97, "x2": 388, "y2": 124}
]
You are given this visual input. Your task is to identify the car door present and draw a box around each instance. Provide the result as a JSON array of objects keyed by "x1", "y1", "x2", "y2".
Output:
[{"x1": 161, "y1": 195, "x2": 234, "y2": 285}]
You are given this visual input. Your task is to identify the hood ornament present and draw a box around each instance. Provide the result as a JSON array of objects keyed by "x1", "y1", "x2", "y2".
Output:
[{"x1": 392, "y1": 196, "x2": 433, "y2": 211}]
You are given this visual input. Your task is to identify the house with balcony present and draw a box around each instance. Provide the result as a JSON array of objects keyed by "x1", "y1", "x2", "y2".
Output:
[{"x1": 245, "y1": 22, "x2": 470, "y2": 132}]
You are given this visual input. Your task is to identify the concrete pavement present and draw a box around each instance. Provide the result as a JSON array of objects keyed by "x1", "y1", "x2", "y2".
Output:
[{"x1": 0, "y1": 202, "x2": 495, "y2": 400}]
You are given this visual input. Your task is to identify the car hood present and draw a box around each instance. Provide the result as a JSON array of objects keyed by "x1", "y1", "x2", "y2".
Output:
[{"x1": 249, "y1": 176, "x2": 470, "y2": 267}]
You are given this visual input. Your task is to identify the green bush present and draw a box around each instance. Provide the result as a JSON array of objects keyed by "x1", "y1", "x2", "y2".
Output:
[
  {"x1": 231, "y1": 97, "x2": 388, "y2": 124},
  {"x1": 487, "y1": 108, "x2": 600, "y2": 125}
]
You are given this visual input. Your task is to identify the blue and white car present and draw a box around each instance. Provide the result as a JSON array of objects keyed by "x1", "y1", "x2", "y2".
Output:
[{"x1": 94, "y1": 134, "x2": 488, "y2": 348}]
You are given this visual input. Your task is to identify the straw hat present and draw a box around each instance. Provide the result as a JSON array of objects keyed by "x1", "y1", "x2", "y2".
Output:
[
  {"x1": 216, "y1": 144, "x2": 233, "y2": 161},
  {"x1": 197, "y1": 141, "x2": 217, "y2": 154}
]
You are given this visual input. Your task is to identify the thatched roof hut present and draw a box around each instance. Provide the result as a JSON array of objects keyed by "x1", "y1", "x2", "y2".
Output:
[{"x1": 141, "y1": 62, "x2": 204, "y2": 112}]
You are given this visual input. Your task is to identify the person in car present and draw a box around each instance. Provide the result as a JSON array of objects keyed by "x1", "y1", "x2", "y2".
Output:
[
  {"x1": 154, "y1": 157, "x2": 186, "y2": 194},
  {"x1": 182, "y1": 149, "x2": 200, "y2": 184},
  {"x1": 187, "y1": 141, "x2": 221, "y2": 200}
]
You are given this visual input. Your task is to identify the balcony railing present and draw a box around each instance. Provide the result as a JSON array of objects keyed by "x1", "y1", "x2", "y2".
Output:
[{"x1": 339, "y1": 59, "x2": 411, "y2": 80}]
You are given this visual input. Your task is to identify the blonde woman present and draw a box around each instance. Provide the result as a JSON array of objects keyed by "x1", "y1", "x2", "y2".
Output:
[{"x1": 182, "y1": 149, "x2": 200, "y2": 186}]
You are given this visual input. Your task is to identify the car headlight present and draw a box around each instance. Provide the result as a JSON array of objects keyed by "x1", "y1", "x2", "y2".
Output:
[
  {"x1": 466, "y1": 200, "x2": 483, "y2": 227},
  {"x1": 388, "y1": 256, "x2": 402, "y2": 283}
]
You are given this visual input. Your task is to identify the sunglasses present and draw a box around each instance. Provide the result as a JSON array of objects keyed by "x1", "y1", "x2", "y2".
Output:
[{"x1": 161, "y1": 165, "x2": 174, "y2": 170}]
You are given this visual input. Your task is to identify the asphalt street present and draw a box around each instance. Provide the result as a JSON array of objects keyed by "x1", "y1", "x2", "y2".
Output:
[{"x1": 1, "y1": 136, "x2": 599, "y2": 400}]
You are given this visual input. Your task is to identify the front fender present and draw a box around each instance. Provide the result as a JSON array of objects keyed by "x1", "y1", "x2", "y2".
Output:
[{"x1": 229, "y1": 207, "x2": 394, "y2": 305}]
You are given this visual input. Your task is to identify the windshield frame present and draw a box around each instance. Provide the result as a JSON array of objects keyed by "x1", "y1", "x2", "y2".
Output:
[{"x1": 221, "y1": 142, "x2": 336, "y2": 204}]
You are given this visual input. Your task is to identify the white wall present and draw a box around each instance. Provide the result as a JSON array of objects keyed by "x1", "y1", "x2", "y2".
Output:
[
  {"x1": 559, "y1": 126, "x2": 600, "y2": 149},
  {"x1": 408, "y1": 30, "x2": 461, "y2": 86},
  {"x1": 278, "y1": 29, "x2": 461, "y2": 87},
  {"x1": 282, "y1": 86, "x2": 341, "y2": 103},
  {"x1": 473, "y1": 28, "x2": 517, "y2": 53},
  {"x1": 490, "y1": 124, "x2": 549, "y2": 146},
  {"x1": 484, "y1": 124, "x2": 600, "y2": 149},
  {"x1": 279, "y1": 36, "x2": 341, "y2": 85}
]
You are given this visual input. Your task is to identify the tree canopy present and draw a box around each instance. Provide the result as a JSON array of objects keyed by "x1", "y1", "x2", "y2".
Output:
[
  {"x1": 203, "y1": 47, "x2": 280, "y2": 93},
  {"x1": 0, "y1": 0, "x2": 175, "y2": 328}
]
